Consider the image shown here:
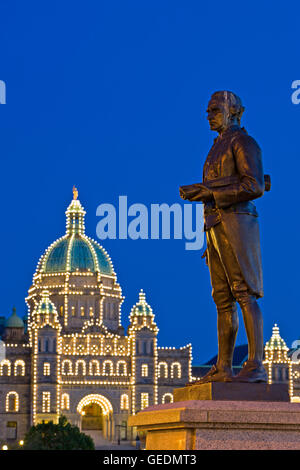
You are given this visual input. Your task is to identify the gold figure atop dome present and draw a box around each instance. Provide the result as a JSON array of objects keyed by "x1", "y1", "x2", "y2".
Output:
[{"x1": 73, "y1": 186, "x2": 78, "y2": 200}]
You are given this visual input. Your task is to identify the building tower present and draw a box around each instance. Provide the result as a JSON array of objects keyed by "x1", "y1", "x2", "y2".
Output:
[
  {"x1": 264, "y1": 324, "x2": 291, "y2": 396},
  {"x1": 128, "y1": 290, "x2": 159, "y2": 414},
  {"x1": 30, "y1": 291, "x2": 61, "y2": 425}
]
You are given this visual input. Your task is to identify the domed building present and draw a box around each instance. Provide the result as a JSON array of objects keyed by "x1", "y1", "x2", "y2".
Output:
[{"x1": 0, "y1": 190, "x2": 192, "y2": 447}]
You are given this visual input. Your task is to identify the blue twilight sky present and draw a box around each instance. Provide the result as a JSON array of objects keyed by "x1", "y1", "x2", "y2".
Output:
[{"x1": 0, "y1": 1, "x2": 299, "y2": 363}]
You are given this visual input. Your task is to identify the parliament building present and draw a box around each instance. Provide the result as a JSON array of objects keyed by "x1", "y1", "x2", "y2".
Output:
[{"x1": 0, "y1": 191, "x2": 192, "y2": 445}]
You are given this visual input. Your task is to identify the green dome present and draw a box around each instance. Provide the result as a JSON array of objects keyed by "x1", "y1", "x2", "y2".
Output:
[
  {"x1": 41, "y1": 235, "x2": 113, "y2": 274},
  {"x1": 5, "y1": 308, "x2": 24, "y2": 328},
  {"x1": 36, "y1": 195, "x2": 114, "y2": 276},
  {"x1": 36, "y1": 291, "x2": 57, "y2": 315}
]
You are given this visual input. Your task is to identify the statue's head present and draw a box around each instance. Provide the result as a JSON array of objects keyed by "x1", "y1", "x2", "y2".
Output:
[{"x1": 206, "y1": 91, "x2": 245, "y2": 133}]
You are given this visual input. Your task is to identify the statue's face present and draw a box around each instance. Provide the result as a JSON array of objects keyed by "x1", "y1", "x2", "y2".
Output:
[{"x1": 206, "y1": 99, "x2": 226, "y2": 131}]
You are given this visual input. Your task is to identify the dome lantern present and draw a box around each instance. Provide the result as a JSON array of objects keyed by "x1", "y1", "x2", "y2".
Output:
[
  {"x1": 34, "y1": 188, "x2": 115, "y2": 276},
  {"x1": 265, "y1": 323, "x2": 289, "y2": 362},
  {"x1": 65, "y1": 186, "x2": 86, "y2": 235},
  {"x1": 130, "y1": 289, "x2": 153, "y2": 317},
  {"x1": 128, "y1": 289, "x2": 159, "y2": 334}
]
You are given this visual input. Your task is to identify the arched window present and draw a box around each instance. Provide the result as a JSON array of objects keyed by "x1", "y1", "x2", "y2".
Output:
[
  {"x1": 158, "y1": 362, "x2": 168, "y2": 378},
  {"x1": 141, "y1": 364, "x2": 149, "y2": 377},
  {"x1": 162, "y1": 393, "x2": 173, "y2": 404},
  {"x1": 120, "y1": 394, "x2": 129, "y2": 410},
  {"x1": 43, "y1": 362, "x2": 51, "y2": 376},
  {"x1": 143, "y1": 341, "x2": 148, "y2": 355},
  {"x1": 6, "y1": 392, "x2": 19, "y2": 412},
  {"x1": 89, "y1": 360, "x2": 100, "y2": 376},
  {"x1": 62, "y1": 360, "x2": 73, "y2": 376},
  {"x1": 44, "y1": 338, "x2": 49, "y2": 353},
  {"x1": 171, "y1": 362, "x2": 182, "y2": 379},
  {"x1": 61, "y1": 393, "x2": 70, "y2": 410},
  {"x1": 0, "y1": 360, "x2": 11, "y2": 376},
  {"x1": 103, "y1": 360, "x2": 113, "y2": 376},
  {"x1": 75, "y1": 360, "x2": 86, "y2": 376},
  {"x1": 117, "y1": 361, "x2": 127, "y2": 376},
  {"x1": 14, "y1": 360, "x2": 25, "y2": 376}
]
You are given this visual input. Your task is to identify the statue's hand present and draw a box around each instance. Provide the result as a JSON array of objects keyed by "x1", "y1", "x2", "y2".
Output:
[
  {"x1": 195, "y1": 185, "x2": 213, "y2": 203},
  {"x1": 180, "y1": 184, "x2": 198, "y2": 200},
  {"x1": 180, "y1": 184, "x2": 213, "y2": 203}
]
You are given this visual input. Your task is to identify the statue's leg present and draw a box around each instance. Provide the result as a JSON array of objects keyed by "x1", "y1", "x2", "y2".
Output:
[
  {"x1": 234, "y1": 293, "x2": 267, "y2": 382},
  {"x1": 216, "y1": 304, "x2": 239, "y2": 372},
  {"x1": 194, "y1": 229, "x2": 238, "y2": 384},
  {"x1": 236, "y1": 293, "x2": 263, "y2": 363},
  {"x1": 209, "y1": 223, "x2": 267, "y2": 382}
]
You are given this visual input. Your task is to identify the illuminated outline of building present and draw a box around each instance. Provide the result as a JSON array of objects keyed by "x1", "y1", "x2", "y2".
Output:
[{"x1": 0, "y1": 190, "x2": 192, "y2": 444}]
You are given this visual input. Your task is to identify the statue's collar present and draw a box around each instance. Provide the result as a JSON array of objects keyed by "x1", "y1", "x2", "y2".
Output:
[
  {"x1": 213, "y1": 125, "x2": 241, "y2": 144},
  {"x1": 219, "y1": 124, "x2": 240, "y2": 138}
]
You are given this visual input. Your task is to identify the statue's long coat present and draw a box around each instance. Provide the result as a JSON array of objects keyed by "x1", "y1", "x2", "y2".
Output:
[{"x1": 202, "y1": 125, "x2": 264, "y2": 298}]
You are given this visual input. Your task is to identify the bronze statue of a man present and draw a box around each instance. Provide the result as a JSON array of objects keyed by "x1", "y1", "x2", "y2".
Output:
[{"x1": 180, "y1": 91, "x2": 269, "y2": 383}]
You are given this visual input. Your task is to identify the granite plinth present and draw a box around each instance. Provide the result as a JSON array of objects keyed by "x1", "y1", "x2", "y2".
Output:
[
  {"x1": 174, "y1": 382, "x2": 289, "y2": 402},
  {"x1": 128, "y1": 400, "x2": 300, "y2": 450}
]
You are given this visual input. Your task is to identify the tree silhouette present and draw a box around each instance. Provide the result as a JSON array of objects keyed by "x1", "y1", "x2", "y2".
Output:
[{"x1": 23, "y1": 415, "x2": 95, "y2": 450}]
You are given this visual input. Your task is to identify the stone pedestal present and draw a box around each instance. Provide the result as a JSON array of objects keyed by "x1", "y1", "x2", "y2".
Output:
[
  {"x1": 174, "y1": 382, "x2": 289, "y2": 402},
  {"x1": 129, "y1": 391, "x2": 300, "y2": 449}
]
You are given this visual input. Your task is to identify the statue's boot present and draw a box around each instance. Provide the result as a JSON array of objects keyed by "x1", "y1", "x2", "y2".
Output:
[
  {"x1": 234, "y1": 296, "x2": 268, "y2": 383},
  {"x1": 187, "y1": 305, "x2": 238, "y2": 385},
  {"x1": 233, "y1": 359, "x2": 268, "y2": 383},
  {"x1": 190, "y1": 364, "x2": 233, "y2": 385}
]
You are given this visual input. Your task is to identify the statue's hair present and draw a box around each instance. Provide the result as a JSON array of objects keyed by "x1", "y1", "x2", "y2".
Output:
[{"x1": 211, "y1": 91, "x2": 245, "y2": 125}]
